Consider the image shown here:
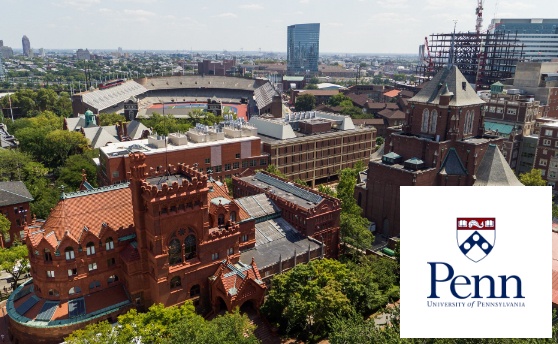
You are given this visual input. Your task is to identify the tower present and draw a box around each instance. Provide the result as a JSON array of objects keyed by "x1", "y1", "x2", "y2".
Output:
[
  {"x1": 287, "y1": 23, "x2": 320, "y2": 75},
  {"x1": 123, "y1": 96, "x2": 139, "y2": 121},
  {"x1": 22, "y1": 35, "x2": 30, "y2": 57}
]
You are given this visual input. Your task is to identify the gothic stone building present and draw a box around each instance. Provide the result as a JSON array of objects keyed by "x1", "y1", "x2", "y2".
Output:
[
  {"x1": 6, "y1": 154, "x2": 340, "y2": 344},
  {"x1": 357, "y1": 66, "x2": 522, "y2": 238}
]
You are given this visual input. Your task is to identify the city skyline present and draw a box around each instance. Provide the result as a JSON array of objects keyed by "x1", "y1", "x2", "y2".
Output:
[{"x1": 0, "y1": 0, "x2": 557, "y2": 54}]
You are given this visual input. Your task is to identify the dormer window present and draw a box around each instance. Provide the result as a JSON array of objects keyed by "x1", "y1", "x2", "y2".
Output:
[
  {"x1": 86, "y1": 242, "x2": 96, "y2": 255},
  {"x1": 65, "y1": 247, "x2": 75, "y2": 261}
]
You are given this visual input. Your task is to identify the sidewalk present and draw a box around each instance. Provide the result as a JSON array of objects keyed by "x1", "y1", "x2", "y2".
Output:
[{"x1": 0, "y1": 301, "x2": 13, "y2": 344}]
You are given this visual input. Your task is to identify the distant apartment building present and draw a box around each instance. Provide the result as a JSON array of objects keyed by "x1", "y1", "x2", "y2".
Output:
[
  {"x1": 21, "y1": 35, "x2": 30, "y2": 57},
  {"x1": 533, "y1": 122, "x2": 558, "y2": 187},
  {"x1": 249, "y1": 111, "x2": 376, "y2": 187},
  {"x1": 197, "y1": 59, "x2": 235, "y2": 76},
  {"x1": 517, "y1": 134, "x2": 539, "y2": 175},
  {"x1": 0, "y1": 45, "x2": 14, "y2": 59},
  {"x1": 98, "y1": 121, "x2": 268, "y2": 186},
  {"x1": 287, "y1": 23, "x2": 320, "y2": 75},
  {"x1": 491, "y1": 18, "x2": 558, "y2": 62},
  {"x1": 76, "y1": 48, "x2": 91, "y2": 60}
]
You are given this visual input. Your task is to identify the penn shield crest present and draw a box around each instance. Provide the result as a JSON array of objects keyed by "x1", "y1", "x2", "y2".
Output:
[{"x1": 456, "y1": 218, "x2": 495, "y2": 263}]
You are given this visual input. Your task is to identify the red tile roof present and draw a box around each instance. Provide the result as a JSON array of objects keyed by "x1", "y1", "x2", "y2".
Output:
[
  {"x1": 28, "y1": 186, "x2": 133, "y2": 248},
  {"x1": 383, "y1": 89, "x2": 401, "y2": 98}
]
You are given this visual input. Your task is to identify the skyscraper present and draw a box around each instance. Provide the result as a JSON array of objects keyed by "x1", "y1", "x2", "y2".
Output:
[
  {"x1": 22, "y1": 35, "x2": 30, "y2": 57},
  {"x1": 287, "y1": 23, "x2": 320, "y2": 75}
]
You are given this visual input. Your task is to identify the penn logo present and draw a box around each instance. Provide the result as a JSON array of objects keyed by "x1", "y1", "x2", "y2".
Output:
[{"x1": 456, "y1": 218, "x2": 495, "y2": 263}]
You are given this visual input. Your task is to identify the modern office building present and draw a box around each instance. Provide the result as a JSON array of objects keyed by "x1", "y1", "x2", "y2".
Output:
[
  {"x1": 287, "y1": 23, "x2": 320, "y2": 75},
  {"x1": 22, "y1": 35, "x2": 30, "y2": 57},
  {"x1": 490, "y1": 18, "x2": 558, "y2": 62}
]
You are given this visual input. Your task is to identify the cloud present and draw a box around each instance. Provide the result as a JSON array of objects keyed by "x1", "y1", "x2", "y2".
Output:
[
  {"x1": 213, "y1": 12, "x2": 237, "y2": 18},
  {"x1": 58, "y1": 0, "x2": 100, "y2": 11},
  {"x1": 299, "y1": 0, "x2": 310, "y2": 3},
  {"x1": 377, "y1": 0, "x2": 408, "y2": 8},
  {"x1": 239, "y1": 4, "x2": 263, "y2": 10},
  {"x1": 123, "y1": 9, "x2": 156, "y2": 17},
  {"x1": 325, "y1": 22, "x2": 344, "y2": 27}
]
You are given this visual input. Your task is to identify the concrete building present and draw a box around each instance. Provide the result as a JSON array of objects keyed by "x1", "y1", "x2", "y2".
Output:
[
  {"x1": 76, "y1": 49, "x2": 91, "y2": 60},
  {"x1": 21, "y1": 35, "x2": 30, "y2": 57},
  {"x1": 6, "y1": 154, "x2": 340, "y2": 344},
  {"x1": 491, "y1": 18, "x2": 558, "y2": 62},
  {"x1": 249, "y1": 111, "x2": 375, "y2": 186},
  {"x1": 97, "y1": 120, "x2": 268, "y2": 186},
  {"x1": 287, "y1": 23, "x2": 320, "y2": 75},
  {"x1": 511, "y1": 62, "x2": 558, "y2": 118},
  {"x1": 357, "y1": 65, "x2": 521, "y2": 238},
  {"x1": 0, "y1": 181, "x2": 33, "y2": 248},
  {"x1": 0, "y1": 46, "x2": 13, "y2": 59}
]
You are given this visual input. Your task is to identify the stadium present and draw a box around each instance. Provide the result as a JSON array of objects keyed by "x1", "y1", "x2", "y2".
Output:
[{"x1": 70, "y1": 75, "x2": 282, "y2": 120}]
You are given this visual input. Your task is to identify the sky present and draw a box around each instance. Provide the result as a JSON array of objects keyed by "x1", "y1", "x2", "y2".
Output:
[{"x1": 1, "y1": 0, "x2": 557, "y2": 54}]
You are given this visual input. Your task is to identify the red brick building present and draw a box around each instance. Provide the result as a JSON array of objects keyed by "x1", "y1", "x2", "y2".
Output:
[
  {"x1": 0, "y1": 181, "x2": 33, "y2": 248},
  {"x1": 357, "y1": 66, "x2": 522, "y2": 238},
  {"x1": 6, "y1": 155, "x2": 340, "y2": 344}
]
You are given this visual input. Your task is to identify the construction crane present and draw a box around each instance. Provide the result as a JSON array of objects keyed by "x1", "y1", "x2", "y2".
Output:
[
  {"x1": 423, "y1": 36, "x2": 434, "y2": 73},
  {"x1": 475, "y1": 0, "x2": 484, "y2": 35}
]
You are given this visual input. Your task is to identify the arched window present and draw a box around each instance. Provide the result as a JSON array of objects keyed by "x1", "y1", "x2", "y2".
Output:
[
  {"x1": 89, "y1": 280, "x2": 101, "y2": 290},
  {"x1": 218, "y1": 214, "x2": 225, "y2": 226},
  {"x1": 185, "y1": 235, "x2": 196, "y2": 260},
  {"x1": 105, "y1": 237, "x2": 114, "y2": 251},
  {"x1": 108, "y1": 275, "x2": 119, "y2": 284},
  {"x1": 48, "y1": 289, "x2": 59, "y2": 297},
  {"x1": 65, "y1": 247, "x2": 75, "y2": 260},
  {"x1": 190, "y1": 284, "x2": 201, "y2": 297},
  {"x1": 421, "y1": 109, "x2": 430, "y2": 133},
  {"x1": 44, "y1": 248, "x2": 52, "y2": 262},
  {"x1": 69, "y1": 286, "x2": 81, "y2": 295},
  {"x1": 168, "y1": 238, "x2": 182, "y2": 265},
  {"x1": 86, "y1": 242, "x2": 95, "y2": 255},
  {"x1": 170, "y1": 276, "x2": 181, "y2": 289},
  {"x1": 230, "y1": 211, "x2": 237, "y2": 223},
  {"x1": 464, "y1": 110, "x2": 474, "y2": 134},
  {"x1": 429, "y1": 110, "x2": 438, "y2": 134}
]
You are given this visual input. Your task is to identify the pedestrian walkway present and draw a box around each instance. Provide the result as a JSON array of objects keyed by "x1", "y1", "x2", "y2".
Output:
[{"x1": 0, "y1": 302, "x2": 13, "y2": 344}]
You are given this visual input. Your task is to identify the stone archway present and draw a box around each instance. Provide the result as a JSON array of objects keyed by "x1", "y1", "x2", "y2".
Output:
[{"x1": 239, "y1": 299, "x2": 257, "y2": 315}]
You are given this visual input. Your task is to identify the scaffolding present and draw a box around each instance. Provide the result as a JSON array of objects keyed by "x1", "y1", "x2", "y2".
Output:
[{"x1": 416, "y1": 31, "x2": 524, "y2": 90}]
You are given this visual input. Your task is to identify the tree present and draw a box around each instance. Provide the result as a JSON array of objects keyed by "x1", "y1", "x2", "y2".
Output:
[
  {"x1": 295, "y1": 93, "x2": 316, "y2": 111},
  {"x1": 304, "y1": 83, "x2": 318, "y2": 90},
  {"x1": 328, "y1": 94, "x2": 351, "y2": 107},
  {"x1": 0, "y1": 214, "x2": 10, "y2": 240},
  {"x1": 0, "y1": 149, "x2": 31, "y2": 181},
  {"x1": 99, "y1": 113, "x2": 126, "y2": 126},
  {"x1": 318, "y1": 184, "x2": 336, "y2": 197},
  {"x1": 56, "y1": 152, "x2": 99, "y2": 191},
  {"x1": 376, "y1": 136, "x2": 385, "y2": 146},
  {"x1": 519, "y1": 169, "x2": 545, "y2": 186},
  {"x1": 264, "y1": 164, "x2": 286, "y2": 178},
  {"x1": 294, "y1": 178, "x2": 307, "y2": 186},
  {"x1": 0, "y1": 243, "x2": 30, "y2": 290}
]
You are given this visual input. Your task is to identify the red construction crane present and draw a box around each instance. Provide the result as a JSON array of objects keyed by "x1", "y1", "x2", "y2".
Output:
[
  {"x1": 476, "y1": 0, "x2": 484, "y2": 35},
  {"x1": 424, "y1": 36, "x2": 434, "y2": 73}
]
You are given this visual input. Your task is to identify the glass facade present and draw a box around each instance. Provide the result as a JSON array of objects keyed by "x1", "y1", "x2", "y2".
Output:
[
  {"x1": 287, "y1": 23, "x2": 320, "y2": 74},
  {"x1": 491, "y1": 19, "x2": 558, "y2": 62}
]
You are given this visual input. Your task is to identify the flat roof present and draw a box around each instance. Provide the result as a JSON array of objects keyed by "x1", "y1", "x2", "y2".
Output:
[
  {"x1": 100, "y1": 135, "x2": 259, "y2": 157},
  {"x1": 257, "y1": 126, "x2": 374, "y2": 145}
]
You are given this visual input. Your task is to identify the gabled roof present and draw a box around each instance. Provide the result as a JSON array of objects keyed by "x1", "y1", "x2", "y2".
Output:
[
  {"x1": 439, "y1": 148, "x2": 468, "y2": 176},
  {"x1": 473, "y1": 144, "x2": 523, "y2": 186},
  {"x1": 409, "y1": 65, "x2": 485, "y2": 107},
  {"x1": 0, "y1": 181, "x2": 33, "y2": 207}
]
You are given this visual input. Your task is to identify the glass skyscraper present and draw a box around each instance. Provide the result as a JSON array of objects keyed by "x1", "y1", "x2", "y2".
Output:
[
  {"x1": 490, "y1": 19, "x2": 558, "y2": 62},
  {"x1": 287, "y1": 23, "x2": 320, "y2": 74}
]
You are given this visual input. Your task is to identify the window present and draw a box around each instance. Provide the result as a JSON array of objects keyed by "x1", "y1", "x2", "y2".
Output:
[
  {"x1": 545, "y1": 129, "x2": 553, "y2": 136},
  {"x1": 489, "y1": 106, "x2": 496, "y2": 113},
  {"x1": 47, "y1": 270, "x2": 54, "y2": 278},
  {"x1": 65, "y1": 247, "x2": 75, "y2": 260},
  {"x1": 48, "y1": 289, "x2": 59, "y2": 297},
  {"x1": 240, "y1": 234, "x2": 248, "y2": 242},
  {"x1": 168, "y1": 238, "x2": 182, "y2": 265},
  {"x1": 541, "y1": 170, "x2": 546, "y2": 177},
  {"x1": 242, "y1": 161, "x2": 248, "y2": 168},
  {"x1": 69, "y1": 286, "x2": 81, "y2": 295},
  {"x1": 88, "y1": 262, "x2": 98, "y2": 271},
  {"x1": 112, "y1": 171, "x2": 119, "y2": 178},
  {"x1": 260, "y1": 159, "x2": 267, "y2": 166},
  {"x1": 190, "y1": 284, "x2": 201, "y2": 297},
  {"x1": 230, "y1": 211, "x2": 236, "y2": 223},
  {"x1": 170, "y1": 276, "x2": 181, "y2": 289},
  {"x1": 495, "y1": 107, "x2": 504, "y2": 114},
  {"x1": 429, "y1": 110, "x2": 437, "y2": 134},
  {"x1": 105, "y1": 237, "x2": 114, "y2": 250},
  {"x1": 550, "y1": 171, "x2": 557, "y2": 179},
  {"x1": 205, "y1": 158, "x2": 210, "y2": 164},
  {"x1": 233, "y1": 162, "x2": 239, "y2": 169},
  {"x1": 108, "y1": 275, "x2": 119, "y2": 284},
  {"x1": 86, "y1": 242, "x2": 95, "y2": 255},
  {"x1": 224, "y1": 163, "x2": 231, "y2": 171},
  {"x1": 44, "y1": 248, "x2": 52, "y2": 262},
  {"x1": 68, "y1": 268, "x2": 77, "y2": 276},
  {"x1": 227, "y1": 247, "x2": 234, "y2": 255},
  {"x1": 214, "y1": 165, "x2": 222, "y2": 173},
  {"x1": 107, "y1": 257, "x2": 116, "y2": 267},
  {"x1": 89, "y1": 280, "x2": 101, "y2": 290},
  {"x1": 421, "y1": 109, "x2": 430, "y2": 133},
  {"x1": 185, "y1": 235, "x2": 196, "y2": 260},
  {"x1": 235, "y1": 153, "x2": 240, "y2": 159},
  {"x1": 543, "y1": 139, "x2": 551, "y2": 146},
  {"x1": 507, "y1": 108, "x2": 517, "y2": 115},
  {"x1": 211, "y1": 252, "x2": 219, "y2": 260},
  {"x1": 464, "y1": 110, "x2": 474, "y2": 135},
  {"x1": 540, "y1": 159, "x2": 548, "y2": 166},
  {"x1": 249, "y1": 160, "x2": 256, "y2": 167}
]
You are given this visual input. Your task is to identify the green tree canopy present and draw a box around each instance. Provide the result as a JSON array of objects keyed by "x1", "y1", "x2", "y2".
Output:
[
  {"x1": 65, "y1": 303, "x2": 258, "y2": 344},
  {"x1": 519, "y1": 169, "x2": 545, "y2": 186},
  {"x1": 264, "y1": 164, "x2": 286, "y2": 178},
  {"x1": 0, "y1": 89, "x2": 72, "y2": 117},
  {"x1": 0, "y1": 213, "x2": 10, "y2": 238},
  {"x1": 98, "y1": 113, "x2": 126, "y2": 126},
  {"x1": 328, "y1": 93, "x2": 351, "y2": 107},
  {"x1": 0, "y1": 243, "x2": 30, "y2": 290},
  {"x1": 295, "y1": 93, "x2": 316, "y2": 111},
  {"x1": 56, "y1": 151, "x2": 99, "y2": 191}
]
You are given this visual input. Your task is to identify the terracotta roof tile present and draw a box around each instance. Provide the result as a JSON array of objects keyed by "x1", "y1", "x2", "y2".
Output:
[{"x1": 383, "y1": 89, "x2": 401, "y2": 98}]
